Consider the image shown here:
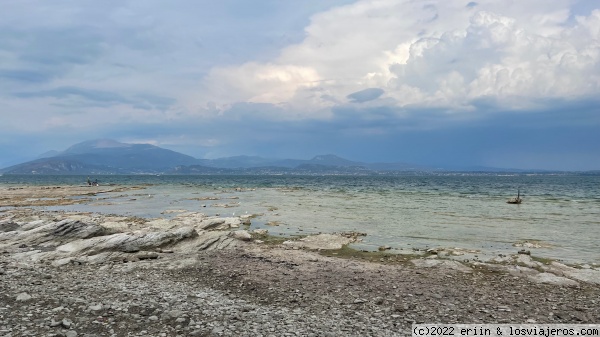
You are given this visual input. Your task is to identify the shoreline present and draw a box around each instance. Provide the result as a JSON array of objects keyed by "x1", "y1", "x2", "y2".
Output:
[
  {"x1": 2, "y1": 179, "x2": 597, "y2": 266},
  {"x1": 1, "y1": 185, "x2": 599, "y2": 336}
]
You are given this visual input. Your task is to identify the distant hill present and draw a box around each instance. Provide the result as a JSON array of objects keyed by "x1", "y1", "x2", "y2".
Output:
[
  {"x1": 0, "y1": 139, "x2": 433, "y2": 175},
  {"x1": 1, "y1": 139, "x2": 199, "y2": 174}
]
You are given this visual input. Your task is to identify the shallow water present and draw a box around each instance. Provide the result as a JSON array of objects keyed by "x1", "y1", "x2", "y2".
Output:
[{"x1": 2, "y1": 174, "x2": 599, "y2": 264}]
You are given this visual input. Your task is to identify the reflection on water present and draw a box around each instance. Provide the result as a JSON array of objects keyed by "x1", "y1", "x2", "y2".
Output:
[{"x1": 2, "y1": 174, "x2": 599, "y2": 264}]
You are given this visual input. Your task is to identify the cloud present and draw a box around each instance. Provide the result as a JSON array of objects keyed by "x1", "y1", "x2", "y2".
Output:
[
  {"x1": 13, "y1": 87, "x2": 175, "y2": 110},
  {"x1": 0, "y1": 70, "x2": 53, "y2": 83},
  {"x1": 15, "y1": 87, "x2": 131, "y2": 105},
  {"x1": 1, "y1": 0, "x2": 599, "y2": 170},
  {"x1": 347, "y1": 88, "x2": 385, "y2": 103},
  {"x1": 196, "y1": 0, "x2": 600, "y2": 119}
]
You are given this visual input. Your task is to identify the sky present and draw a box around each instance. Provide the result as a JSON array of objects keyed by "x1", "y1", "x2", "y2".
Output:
[{"x1": 1, "y1": 0, "x2": 599, "y2": 171}]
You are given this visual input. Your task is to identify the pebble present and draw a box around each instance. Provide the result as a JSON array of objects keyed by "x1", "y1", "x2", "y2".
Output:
[{"x1": 16, "y1": 292, "x2": 32, "y2": 302}]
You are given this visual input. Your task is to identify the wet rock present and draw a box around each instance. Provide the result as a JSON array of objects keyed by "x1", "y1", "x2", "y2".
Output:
[
  {"x1": 239, "y1": 214, "x2": 255, "y2": 225},
  {"x1": 252, "y1": 229, "x2": 268, "y2": 235}
]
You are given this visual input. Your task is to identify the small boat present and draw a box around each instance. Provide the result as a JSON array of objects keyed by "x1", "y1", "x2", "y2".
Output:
[{"x1": 507, "y1": 189, "x2": 522, "y2": 204}]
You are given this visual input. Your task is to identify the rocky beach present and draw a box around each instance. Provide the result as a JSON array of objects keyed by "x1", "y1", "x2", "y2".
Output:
[{"x1": 1, "y1": 185, "x2": 599, "y2": 337}]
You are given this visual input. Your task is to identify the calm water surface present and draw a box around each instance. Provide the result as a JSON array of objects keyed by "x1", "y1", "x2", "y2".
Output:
[{"x1": 1, "y1": 174, "x2": 599, "y2": 264}]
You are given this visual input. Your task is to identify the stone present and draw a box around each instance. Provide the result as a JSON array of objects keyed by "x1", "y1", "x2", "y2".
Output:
[
  {"x1": 61, "y1": 318, "x2": 72, "y2": 328},
  {"x1": 252, "y1": 229, "x2": 268, "y2": 235},
  {"x1": 16, "y1": 292, "x2": 32, "y2": 302},
  {"x1": 168, "y1": 310, "x2": 185, "y2": 319},
  {"x1": 52, "y1": 257, "x2": 73, "y2": 267},
  {"x1": 136, "y1": 252, "x2": 159, "y2": 260},
  {"x1": 56, "y1": 227, "x2": 198, "y2": 257},
  {"x1": 198, "y1": 217, "x2": 241, "y2": 231},
  {"x1": 411, "y1": 259, "x2": 472, "y2": 273},
  {"x1": 527, "y1": 273, "x2": 579, "y2": 286},
  {"x1": 122, "y1": 245, "x2": 140, "y2": 253},
  {"x1": 547, "y1": 262, "x2": 600, "y2": 285},
  {"x1": 229, "y1": 230, "x2": 252, "y2": 241},
  {"x1": 282, "y1": 233, "x2": 356, "y2": 250},
  {"x1": 88, "y1": 304, "x2": 102, "y2": 311}
]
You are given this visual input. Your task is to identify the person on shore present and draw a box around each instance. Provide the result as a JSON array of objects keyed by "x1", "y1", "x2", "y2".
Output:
[{"x1": 87, "y1": 176, "x2": 91, "y2": 186}]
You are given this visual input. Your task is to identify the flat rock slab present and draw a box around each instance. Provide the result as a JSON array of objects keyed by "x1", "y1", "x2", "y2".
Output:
[
  {"x1": 547, "y1": 262, "x2": 600, "y2": 285},
  {"x1": 282, "y1": 233, "x2": 354, "y2": 250},
  {"x1": 56, "y1": 227, "x2": 198, "y2": 256},
  {"x1": 528, "y1": 272, "x2": 579, "y2": 286},
  {"x1": 411, "y1": 258, "x2": 473, "y2": 272}
]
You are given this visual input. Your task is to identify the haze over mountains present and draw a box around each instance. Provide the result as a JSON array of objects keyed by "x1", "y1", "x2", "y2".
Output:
[
  {"x1": 0, "y1": 139, "x2": 562, "y2": 175},
  {"x1": 0, "y1": 139, "x2": 434, "y2": 175}
]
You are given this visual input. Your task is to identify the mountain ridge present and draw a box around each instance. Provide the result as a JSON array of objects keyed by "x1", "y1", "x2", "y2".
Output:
[{"x1": 0, "y1": 139, "x2": 560, "y2": 175}]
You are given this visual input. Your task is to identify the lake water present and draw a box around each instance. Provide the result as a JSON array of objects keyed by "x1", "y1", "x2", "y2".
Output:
[{"x1": 1, "y1": 174, "x2": 599, "y2": 264}]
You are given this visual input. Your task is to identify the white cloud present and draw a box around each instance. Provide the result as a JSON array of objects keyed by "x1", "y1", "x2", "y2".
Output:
[
  {"x1": 196, "y1": 0, "x2": 600, "y2": 117},
  {"x1": 202, "y1": 63, "x2": 321, "y2": 105},
  {"x1": 1, "y1": 0, "x2": 599, "y2": 170}
]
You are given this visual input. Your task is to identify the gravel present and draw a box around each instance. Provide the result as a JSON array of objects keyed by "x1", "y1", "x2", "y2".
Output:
[{"x1": 1, "y1": 245, "x2": 599, "y2": 337}]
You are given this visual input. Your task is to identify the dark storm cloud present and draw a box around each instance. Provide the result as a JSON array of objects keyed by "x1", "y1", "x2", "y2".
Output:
[{"x1": 346, "y1": 88, "x2": 385, "y2": 103}]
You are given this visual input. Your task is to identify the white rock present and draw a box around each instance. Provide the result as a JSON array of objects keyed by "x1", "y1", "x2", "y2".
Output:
[
  {"x1": 198, "y1": 217, "x2": 241, "y2": 231},
  {"x1": 282, "y1": 233, "x2": 354, "y2": 250},
  {"x1": 56, "y1": 227, "x2": 198, "y2": 256},
  {"x1": 229, "y1": 230, "x2": 252, "y2": 241},
  {"x1": 548, "y1": 262, "x2": 600, "y2": 285},
  {"x1": 62, "y1": 318, "x2": 72, "y2": 328},
  {"x1": 52, "y1": 257, "x2": 73, "y2": 267},
  {"x1": 88, "y1": 304, "x2": 102, "y2": 311},
  {"x1": 410, "y1": 259, "x2": 472, "y2": 273},
  {"x1": 16, "y1": 292, "x2": 32, "y2": 302},
  {"x1": 252, "y1": 229, "x2": 268, "y2": 235},
  {"x1": 515, "y1": 254, "x2": 543, "y2": 268},
  {"x1": 527, "y1": 272, "x2": 579, "y2": 286}
]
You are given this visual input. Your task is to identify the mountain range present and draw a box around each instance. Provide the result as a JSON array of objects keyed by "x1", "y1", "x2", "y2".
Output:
[{"x1": 0, "y1": 139, "x2": 433, "y2": 175}]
